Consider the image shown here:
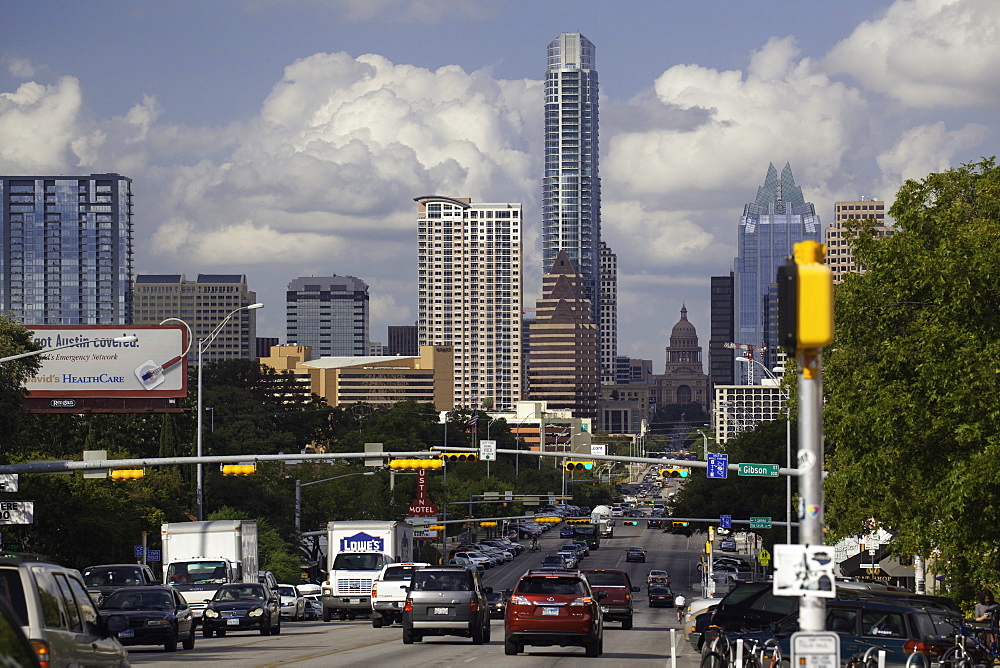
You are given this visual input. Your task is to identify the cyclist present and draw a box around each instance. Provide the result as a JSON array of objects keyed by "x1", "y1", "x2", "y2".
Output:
[
  {"x1": 975, "y1": 589, "x2": 1000, "y2": 622},
  {"x1": 674, "y1": 593, "x2": 686, "y2": 623},
  {"x1": 530, "y1": 536, "x2": 539, "y2": 551}
]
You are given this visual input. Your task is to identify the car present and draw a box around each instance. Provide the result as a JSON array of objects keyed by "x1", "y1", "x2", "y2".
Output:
[
  {"x1": 560, "y1": 527, "x2": 576, "y2": 538},
  {"x1": 540, "y1": 555, "x2": 570, "y2": 570},
  {"x1": 648, "y1": 585, "x2": 674, "y2": 608},
  {"x1": 451, "y1": 551, "x2": 493, "y2": 570},
  {"x1": 625, "y1": 547, "x2": 646, "y2": 563},
  {"x1": 371, "y1": 562, "x2": 430, "y2": 628},
  {"x1": 277, "y1": 583, "x2": 307, "y2": 621},
  {"x1": 201, "y1": 582, "x2": 281, "y2": 637},
  {"x1": 486, "y1": 589, "x2": 512, "y2": 619},
  {"x1": 98, "y1": 585, "x2": 196, "y2": 652},
  {"x1": 581, "y1": 569, "x2": 640, "y2": 629},
  {"x1": 719, "y1": 538, "x2": 738, "y2": 552},
  {"x1": 302, "y1": 593, "x2": 322, "y2": 620},
  {"x1": 556, "y1": 550, "x2": 579, "y2": 569},
  {"x1": 647, "y1": 519, "x2": 663, "y2": 529},
  {"x1": 401, "y1": 566, "x2": 492, "y2": 644},
  {"x1": 505, "y1": 569, "x2": 605, "y2": 656},
  {"x1": 448, "y1": 556, "x2": 485, "y2": 573},
  {"x1": 0, "y1": 553, "x2": 130, "y2": 667},
  {"x1": 83, "y1": 563, "x2": 160, "y2": 603},
  {"x1": 572, "y1": 541, "x2": 591, "y2": 557}
]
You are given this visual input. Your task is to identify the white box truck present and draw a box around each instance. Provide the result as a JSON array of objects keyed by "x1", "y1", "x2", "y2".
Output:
[
  {"x1": 321, "y1": 520, "x2": 413, "y2": 622},
  {"x1": 161, "y1": 520, "x2": 259, "y2": 622},
  {"x1": 592, "y1": 505, "x2": 614, "y2": 538}
]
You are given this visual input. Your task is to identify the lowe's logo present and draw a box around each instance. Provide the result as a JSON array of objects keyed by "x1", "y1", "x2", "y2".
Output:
[{"x1": 340, "y1": 532, "x2": 385, "y2": 552}]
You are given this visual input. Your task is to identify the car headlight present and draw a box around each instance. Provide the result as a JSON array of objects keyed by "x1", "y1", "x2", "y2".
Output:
[
  {"x1": 204, "y1": 609, "x2": 219, "y2": 618},
  {"x1": 248, "y1": 607, "x2": 265, "y2": 617},
  {"x1": 146, "y1": 619, "x2": 171, "y2": 626}
]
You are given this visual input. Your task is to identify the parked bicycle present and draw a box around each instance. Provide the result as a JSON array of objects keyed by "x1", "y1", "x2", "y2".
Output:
[
  {"x1": 939, "y1": 620, "x2": 1000, "y2": 668},
  {"x1": 700, "y1": 626, "x2": 782, "y2": 668}
]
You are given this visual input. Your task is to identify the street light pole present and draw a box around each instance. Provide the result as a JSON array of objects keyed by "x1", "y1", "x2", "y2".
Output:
[
  {"x1": 296, "y1": 471, "x2": 377, "y2": 534},
  {"x1": 196, "y1": 303, "x2": 263, "y2": 521}
]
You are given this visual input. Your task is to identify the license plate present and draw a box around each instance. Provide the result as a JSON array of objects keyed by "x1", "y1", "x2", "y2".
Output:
[
  {"x1": 118, "y1": 628, "x2": 134, "y2": 638},
  {"x1": 227, "y1": 618, "x2": 240, "y2": 626},
  {"x1": 600, "y1": 606, "x2": 609, "y2": 613},
  {"x1": 349, "y1": 598, "x2": 361, "y2": 604},
  {"x1": 433, "y1": 607, "x2": 450, "y2": 615},
  {"x1": 542, "y1": 607, "x2": 560, "y2": 616}
]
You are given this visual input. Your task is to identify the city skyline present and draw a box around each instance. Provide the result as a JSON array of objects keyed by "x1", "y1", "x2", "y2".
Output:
[{"x1": 1, "y1": 0, "x2": 996, "y2": 364}]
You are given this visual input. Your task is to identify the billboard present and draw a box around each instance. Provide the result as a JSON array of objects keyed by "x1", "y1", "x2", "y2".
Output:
[{"x1": 24, "y1": 325, "x2": 188, "y2": 399}]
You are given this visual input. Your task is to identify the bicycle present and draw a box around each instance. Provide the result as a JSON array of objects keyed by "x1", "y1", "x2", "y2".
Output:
[
  {"x1": 700, "y1": 627, "x2": 783, "y2": 668},
  {"x1": 939, "y1": 621, "x2": 1000, "y2": 668}
]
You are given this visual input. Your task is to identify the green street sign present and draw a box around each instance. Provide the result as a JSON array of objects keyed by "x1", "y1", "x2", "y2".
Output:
[
  {"x1": 750, "y1": 517, "x2": 772, "y2": 529},
  {"x1": 738, "y1": 463, "x2": 780, "y2": 477}
]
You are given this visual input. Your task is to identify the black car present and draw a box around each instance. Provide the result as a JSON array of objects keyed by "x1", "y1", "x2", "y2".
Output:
[
  {"x1": 625, "y1": 547, "x2": 646, "y2": 563},
  {"x1": 648, "y1": 585, "x2": 674, "y2": 608},
  {"x1": 486, "y1": 589, "x2": 512, "y2": 619},
  {"x1": 201, "y1": 583, "x2": 281, "y2": 637},
  {"x1": 98, "y1": 586, "x2": 196, "y2": 652}
]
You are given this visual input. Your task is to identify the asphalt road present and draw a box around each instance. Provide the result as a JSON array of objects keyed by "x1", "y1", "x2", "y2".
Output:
[{"x1": 126, "y1": 522, "x2": 709, "y2": 667}]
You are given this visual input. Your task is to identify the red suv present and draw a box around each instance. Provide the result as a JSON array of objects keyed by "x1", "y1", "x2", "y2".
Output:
[
  {"x1": 581, "y1": 569, "x2": 640, "y2": 629},
  {"x1": 504, "y1": 569, "x2": 605, "y2": 657}
]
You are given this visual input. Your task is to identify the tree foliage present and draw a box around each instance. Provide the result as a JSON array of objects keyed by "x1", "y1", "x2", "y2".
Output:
[{"x1": 824, "y1": 158, "x2": 1000, "y2": 601}]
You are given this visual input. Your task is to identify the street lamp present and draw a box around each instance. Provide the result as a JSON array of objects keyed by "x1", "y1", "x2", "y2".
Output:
[
  {"x1": 296, "y1": 471, "x2": 377, "y2": 534},
  {"x1": 736, "y1": 355, "x2": 792, "y2": 544},
  {"x1": 196, "y1": 303, "x2": 263, "y2": 520},
  {"x1": 0, "y1": 334, "x2": 139, "y2": 364},
  {"x1": 513, "y1": 411, "x2": 544, "y2": 478}
]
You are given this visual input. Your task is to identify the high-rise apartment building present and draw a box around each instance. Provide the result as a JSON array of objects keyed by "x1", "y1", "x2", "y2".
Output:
[
  {"x1": 415, "y1": 196, "x2": 522, "y2": 411},
  {"x1": 826, "y1": 198, "x2": 892, "y2": 283},
  {"x1": 599, "y1": 241, "x2": 617, "y2": 384},
  {"x1": 132, "y1": 274, "x2": 259, "y2": 363},
  {"x1": 528, "y1": 251, "x2": 599, "y2": 419},
  {"x1": 1, "y1": 174, "x2": 133, "y2": 325},
  {"x1": 543, "y1": 33, "x2": 602, "y2": 324},
  {"x1": 734, "y1": 163, "x2": 821, "y2": 382},
  {"x1": 286, "y1": 276, "x2": 370, "y2": 357}
]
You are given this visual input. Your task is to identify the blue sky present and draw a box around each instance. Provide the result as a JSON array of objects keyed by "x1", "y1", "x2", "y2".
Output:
[{"x1": 2, "y1": 0, "x2": 997, "y2": 364}]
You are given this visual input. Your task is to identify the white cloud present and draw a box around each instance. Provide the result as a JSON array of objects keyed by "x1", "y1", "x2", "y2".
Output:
[
  {"x1": 0, "y1": 76, "x2": 82, "y2": 172},
  {"x1": 824, "y1": 0, "x2": 1000, "y2": 107},
  {"x1": 875, "y1": 121, "x2": 991, "y2": 187},
  {"x1": 6, "y1": 57, "x2": 37, "y2": 78}
]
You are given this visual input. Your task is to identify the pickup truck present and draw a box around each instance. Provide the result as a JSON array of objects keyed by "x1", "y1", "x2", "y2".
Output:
[
  {"x1": 82, "y1": 563, "x2": 159, "y2": 603},
  {"x1": 370, "y1": 562, "x2": 430, "y2": 628}
]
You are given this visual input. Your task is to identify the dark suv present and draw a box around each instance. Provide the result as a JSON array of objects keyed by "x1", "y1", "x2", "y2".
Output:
[
  {"x1": 402, "y1": 566, "x2": 491, "y2": 644},
  {"x1": 581, "y1": 569, "x2": 640, "y2": 629},
  {"x1": 505, "y1": 569, "x2": 605, "y2": 657}
]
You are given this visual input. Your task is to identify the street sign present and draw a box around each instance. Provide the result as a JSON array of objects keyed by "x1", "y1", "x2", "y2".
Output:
[
  {"x1": 591, "y1": 443, "x2": 607, "y2": 456},
  {"x1": 0, "y1": 501, "x2": 34, "y2": 525},
  {"x1": 773, "y1": 544, "x2": 837, "y2": 598},
  {"x1": 707, "y1": 453, "x2": 729, "y2": 479},
  {"x1": 479, "y1": 440, "x2": 497, "y2": 461},
  {"x1": 364, "y1": 442, "x2": 384, "y2": 467},
  {"x1": 739, "y1": 463, "x2": 780, "y2": 477},
  {"x1": 147, "y1": 549, "x2": 160, "y2": 562},
  {"x1": 720, "y1": 514, "x2": 732, "y2": 529},
  {"x1": 792, "y1": 631, "x2": 841, "y2": 667},
  {"x1": 750, "y1": 517, "x2": 772, "y2": 529},
  {"x1": 0, "y1": 474, "x2": 17, "y2": 492},
  {"x1": 758, "y1": 548, "x2": 771, "y2": 566}
]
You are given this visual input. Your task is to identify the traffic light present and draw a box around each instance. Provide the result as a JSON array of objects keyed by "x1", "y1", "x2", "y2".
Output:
[
  {"x1": 534, "y1": 516, "x2": 561, "y2": 524},
  {"x1": 565, "y1": 460, "x2": 595, "y2": 471},
  {"x1": 623, "y1": 520, "x2": 639, "y2": 526},
  {"x1": 565, "y1": 519, "x2": 590, "y2": 524},
  {"x1": 479, "y1": 521, "x2": 497, "y2": 527},
  {"x1": 660, "y1": 468, "x2": 690, "y2": 478},
  {"x1": 428, "y1": 525, "x2": 445, "y2": 531},
  {"x1": 388, "y1": 458, "x2": 444, "y2": 470},
  {"x1": 109, "y1": 468, "x2": 144, "y2": 480},
  {"x1": 708, "y1": 526, "x2": 716, "y2": 541},
  {"x1": 777, "y1": 240, "x2": 834, "y2": 354},
  {"x1": 220, "y1": 464, "x2": 255, "y2": 476},
  {"x1": 440, "y1": 453, "x2": 477, "y2": 463},
  {"x1": 672, "y1": 521, "x2": 690, "y2": 527}
]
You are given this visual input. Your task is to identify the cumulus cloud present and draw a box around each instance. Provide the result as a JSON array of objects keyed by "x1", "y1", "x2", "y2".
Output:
[
  {"x1": 824, "y1": 0, "x2": 1000, "y2": 107},
  {"x1": 875, "y1": 121, "x2": 991, "y2": 187},
  {"x1": 0, "y1": 76, "x2": 83, "y2": 172},
  {"x1": 6, "y1": 57, "x2": 38, "y2": 78}
]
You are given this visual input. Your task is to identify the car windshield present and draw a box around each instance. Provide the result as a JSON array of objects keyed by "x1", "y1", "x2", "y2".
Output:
[
  {"x1": 101, "y1": 590, "x2": 174, "y2": 610},
  {"x1": 542, "y1": 556, "x2": 564, "y2": 564},
  {"x1": 215, "y1": 585, "x2": 265, "y2": 601},
  {"x1": 278, "y1": 586, "x2": 297, "y2": 597},
  {"x1": 332, "y1": 553, "x2": 384, "y2": 570},
  {"x1": 518, "y1": 577, "x2": 586, "y2": 596},
  {"x1": 411, "y1": 572, "x2": 470, "y2": 591},
  {"x1": 83, "y1": 566, "x2": 143, "y2": 587},
  {"x1": 166, "y1": 560, "x2": 228, "y2": 585},
  {"x1": 583, "y1": 572, "x2": 627, "y2": 587}
]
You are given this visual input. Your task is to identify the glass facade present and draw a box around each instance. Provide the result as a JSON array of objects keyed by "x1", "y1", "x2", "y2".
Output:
[
  {"x1": 1, "y1": 174, "x2": 133, "y2": 325},
  {"x1": 733, "y1": 164, "x2": 821, "y2": 383},
  {"x1": 286, "y1": 276, "x2": 370, "y2": 357},
  {"x1": 543, "y1": 33, "x2": 601, "y2": 324}
]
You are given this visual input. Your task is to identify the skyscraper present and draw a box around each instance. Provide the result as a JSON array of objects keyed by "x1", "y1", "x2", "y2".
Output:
[
  {"x1": 599, "y1": 241, "x2": 617, "y2": 384},
  {"x1": 286, "y1": 276, "x2": 370, "y2": 357},
  {"x1": 543, "y1": 33, "x2": 601, "y2": 323},
  {"x1": 1, "y1": 174, "x2": 133, "y2": 325},
  {"x1": 826, "y1": 198, "x2": 892, "y2": 284},
  {"x1": 733, "y1": 163, "x2": 822, "y2": 382},
  {"x1": 415, "y1": 195, "x2": 522, "y2": 411}
]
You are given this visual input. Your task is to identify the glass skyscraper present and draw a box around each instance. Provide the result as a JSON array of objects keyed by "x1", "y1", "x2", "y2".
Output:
[
  {"x1": 286, "y1": 276, "x2": 370, "y2": 357},
  {"x1": 1, "y1": 174, "x2": 133, "y2": 325},
  {"x1": 733, "y1": 163, "x2": 821, "y2": 383},
  {"x1": 543, "y1": 33, "x2": 601, "y2": 322}
]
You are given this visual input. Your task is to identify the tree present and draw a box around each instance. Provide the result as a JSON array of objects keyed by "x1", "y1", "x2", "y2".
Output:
[
  {"x1": 0, "y1": 314, "x2": 42, "y2": 446},
  {"x1": 824, "y1": 158, "x2": 1000, "y2": 601}
]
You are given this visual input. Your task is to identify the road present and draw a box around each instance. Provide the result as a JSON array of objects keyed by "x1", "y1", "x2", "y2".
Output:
[{"x1": 126, "y1": 522, "x2": 708, "y2": 666}]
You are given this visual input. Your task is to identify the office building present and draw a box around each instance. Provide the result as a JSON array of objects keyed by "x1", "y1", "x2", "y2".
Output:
[
  {"x1": 599, "y1": 242, "x2": 618, "y2": 384},
  {"x1": 387, "y1": 325, "x2": 418, "y2": 357},
  {"x1": 827, "y1": 198, "x2": 892, "y2": 283},
  {"x1": 528, "y1": 250, "x2": 599, "y2": 419},
  {"x1": 415, "y1": 195, "x2": 522, "y2": 411},
  {"x1": 713, "y1": 383, "x2": 787, "y2": 444},
  {"x1": 709, "y1": 273, "x2": 735, "y2": 388},
  {"x1": 1, "y1": 174, "x2": 133, "y2": 325},
  {"x1": 543, "y1": 33, "x2": 602, "y2": 324},
  {"x1": 286, "y1": 276, "x2": 370, "y2": 357},
  {"x1": 132, "y1": 274, "x2": 259, "y2": 363},
  {"x1": 734, "y1": 163, "x2": 821, "y2": 382}
]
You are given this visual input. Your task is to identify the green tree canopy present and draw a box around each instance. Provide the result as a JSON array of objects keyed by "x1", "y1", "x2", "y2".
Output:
[{"x1": 824, "y1": 158, "x2": 1000, "y2": 601}]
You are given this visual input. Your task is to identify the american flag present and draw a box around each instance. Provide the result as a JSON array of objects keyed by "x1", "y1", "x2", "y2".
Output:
[{"x1": 467, "y1": 411, "x2": 479, "y2": 431}]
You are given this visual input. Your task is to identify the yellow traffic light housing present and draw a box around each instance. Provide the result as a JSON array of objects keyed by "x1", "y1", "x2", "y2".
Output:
[
  {"x1": 778, "y1": 240, "x2": 834, "y2": 354},
  {"x1": 672, "y1": 521, "x2": 690, "y2": 527},
  {"x1": 708, "y1": 526, "x2": 716, "y2": 541},
  {"x1": 220, "y1": 464, "x2": 256, "y2": 476},
  {"x1": 480, "y1": 521, "x2": 497, "y2": 527},
  {"x1": 109, "y1": 468, "x2": 144, "y2": 480},
  {"x1": 388, "y1": 458, "x2": 444, "y2": 470},
  {"x1": 441, "y1": 453, "x2": 477, "y2": 463},
  {"x1": 660, "y1": 468, "x2": 690, "y2": 479},
  {"x1": 428, "y1": 525, "x2": 445, "y2": 531},
  {"x1": 565, "y1": 461, "x2": 595, "y2": 472},
  {"x1": 534, "y1": 516, "x2": 561, "y2": 524}
]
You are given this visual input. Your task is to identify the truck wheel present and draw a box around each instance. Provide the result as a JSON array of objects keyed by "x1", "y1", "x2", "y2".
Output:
[
  {"x1": 338, "y1": 611, "x2": 347, "y2": 621},
  {"x1": 273, "y1": 621, "x2": 281, "y2": 635},
  {"x1": 585, "y1": 639, "x2": 600, "y2": 657},
  {"x1": 372, "y1": 615, "x2": 384, "y2": 628},
  {"x1": 472, "y1": 625, "x2": 485, "y2": 645},
  {"x1": 203, "y1": 628, "x2": 214, "y2": 638},
  {"x1": 622, "y1": 614, "x2": 633, "y2": 630},
  {"x1": 402, "y1": 628, "x2": 414, "y2": 644},
  {"x1": 260, "y1": 625, "x2": 270, "y2": 636},
  {"x1": 504, "y1": 638, "x2": 521, "y2": 655},
  {"x1": 347, "y1": 612, "x2": 356, "y2": 621},
  {"x1": 216, "y1": 630, "x2": 227, "y2": 638},
  {"x1": 164, "y1": 637, "x2": 177, "y2": 652},
  {"x1": 322, "y1": 607, "x2": 332, "y2": 622}
]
